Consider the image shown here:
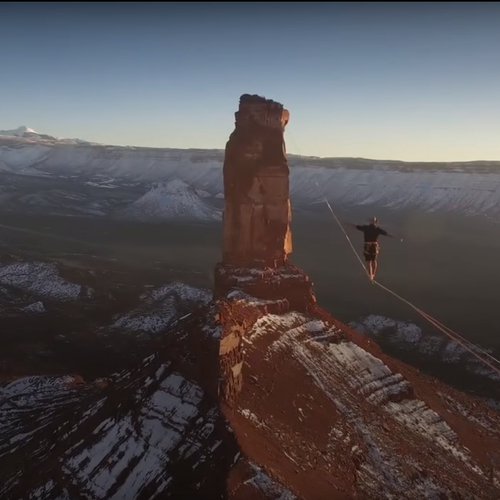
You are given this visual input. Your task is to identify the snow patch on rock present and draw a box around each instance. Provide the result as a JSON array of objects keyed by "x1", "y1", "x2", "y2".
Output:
[
  {"x1": 21, "y1": 301, "x2": 45, "y2": 314},
  {"x1": 247, "y1": 312, "x2": 493, "y2": 497},
  {"x1": 196, "y1": 188, "x2": 212, "y2": 198},
  {"x1": 351, "y1": 314, "x2": 500, "y2": 381},
  {"x1": 350, "y1": 315, "x2": 422, "y2": 349},
  {"x1": 109, "y1": 282, "x2": 211, "y2": 336},
  {"x1": 245, "y1": 464, "x2": 297, "y2": 499},
  {"x1": 0, "y1": 355, "x2": 225, "y2": 499},
  {"x1": 0, "y1": 262, "x2": 81, "y2": 301}
]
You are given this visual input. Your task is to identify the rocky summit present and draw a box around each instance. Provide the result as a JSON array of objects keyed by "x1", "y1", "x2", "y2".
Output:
[{"x1": 1, "y1": 95, "x2": 500, "y2": 500}]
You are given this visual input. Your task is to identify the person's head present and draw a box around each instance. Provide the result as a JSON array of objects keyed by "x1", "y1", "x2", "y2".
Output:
[{"x1": 368, "y1": 216, "x2": 378, "y2": 225}]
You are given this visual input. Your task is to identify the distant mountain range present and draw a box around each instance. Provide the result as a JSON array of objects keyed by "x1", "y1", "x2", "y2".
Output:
[
  {"x1": 1, "y1": 126, "x2": 500, "y2": 218},
  {"x1": 0, "y1": 125, "x2": 94, "y2": 145}
]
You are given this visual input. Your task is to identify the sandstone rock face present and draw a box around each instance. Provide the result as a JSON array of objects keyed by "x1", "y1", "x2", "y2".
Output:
[
  {"x1": 222, "y1": 94, "x2": 292, "y2": 269},
  {"x1": 214, "y1": 262, "x2": 316, "y2": 313},
  {"x1": 215, "y1": 94, "x2": 315, "y2": 308},
  {"x1": 215, "y1": 95, "x2": 317, "y2": 404},
  {"x1": 216, "y1": 291, "x2": 291, "y2": 405}
]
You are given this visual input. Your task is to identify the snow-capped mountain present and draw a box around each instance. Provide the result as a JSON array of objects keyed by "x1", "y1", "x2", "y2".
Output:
[
  {"x1": 0, "y1": 126, "x2": 93, "y2": 146},
  {"x1": 1, "y1": 127, "x2": 500, "y2": 216},
  {"x1": 0, "y1": 126, "x2": 45, "y2": 139},
  {"x1": 116, "y1": 179, "x2": 222, "y2": 221}
]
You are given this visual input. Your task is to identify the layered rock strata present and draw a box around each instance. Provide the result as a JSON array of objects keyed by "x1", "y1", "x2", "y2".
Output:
[{"x1": 215, "y1": 95, "x2": 318, "y2": 405}]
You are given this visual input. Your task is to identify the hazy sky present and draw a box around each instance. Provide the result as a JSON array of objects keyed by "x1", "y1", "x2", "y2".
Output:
[{"x1": 2, "y1": 2, "x2": 500, "y2": 161}]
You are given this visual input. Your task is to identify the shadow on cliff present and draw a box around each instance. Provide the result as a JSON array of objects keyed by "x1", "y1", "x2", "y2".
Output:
[{"x1": 154, "y1": 305, "x2": 242, "y2": 500}]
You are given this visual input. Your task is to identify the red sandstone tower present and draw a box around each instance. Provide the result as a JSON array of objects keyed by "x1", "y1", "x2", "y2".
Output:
[
  {"x1": 215, "y1": 95, "x2": 317, "y2": 403},
  {"x1": 214, "y1": 94, "x2": 316, "y2": 312},
  {"x1": 221, "y1": 94, "x2": 292, "y2": 268}
]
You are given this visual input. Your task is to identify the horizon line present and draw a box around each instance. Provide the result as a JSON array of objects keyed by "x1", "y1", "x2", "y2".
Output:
[{"x1": 1, "y1": 127, "x2": 500, "y2": 165}]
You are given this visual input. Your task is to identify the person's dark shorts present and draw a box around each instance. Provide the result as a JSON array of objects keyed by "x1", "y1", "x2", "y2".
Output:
[{"x1": 363, "y1": 242, "x2": 379, "y2": 262}]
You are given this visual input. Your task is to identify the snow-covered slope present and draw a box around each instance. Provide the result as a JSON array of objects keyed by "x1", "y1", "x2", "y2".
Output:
[
  {"x1": 0, "y1": 319, "x2": 235, "y2": 499},
  {"x1": 1, "y1": 133, "x2": 500, "y2": 216},
  {"x1": 0, "y1": 258, "x2": 96, "y2": 318},
  {"x1": 117, "y1": 179, "x2": 222, "y2": 221},
  {"x1": 350, "y1": 315, "x2": 500, "y2": 383},
  {"x1": 224, "y1": 295, "x2": 500, "y2": 499},
  {"x1": 105, "y1": 282, "x2": 212, "y2": 337},
  {"x1": 0, "y1": 261, "x2": 87, "y2": 303},
  {"x1": 3, "y1": 291, "x2": 499, "y2": 499}
]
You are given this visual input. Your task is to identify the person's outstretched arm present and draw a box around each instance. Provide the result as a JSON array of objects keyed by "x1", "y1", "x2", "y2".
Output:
[
  {"x1": 346, "y1": 222, "x2": 364, "y2": 231},
  {"x1": 380, "y1": 227, "x2": 403, "y2": 241}
]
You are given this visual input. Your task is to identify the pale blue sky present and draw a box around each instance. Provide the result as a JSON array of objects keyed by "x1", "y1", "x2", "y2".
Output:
[{"x1": 1, "y1": 2, "x2": 499, "y2": 161}]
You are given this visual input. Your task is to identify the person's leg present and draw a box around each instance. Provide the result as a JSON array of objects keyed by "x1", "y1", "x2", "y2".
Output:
[
  {"x1": 372, "y1": 244, "x2": 380, "y2": 280},
  {"x1": 363, "y1": 247, "x2": 372, "y2": 279},
  {"x1": 364, "y1": 244, "x2": 376, "y2": 280},
  {"x1": 364, "y1": 256, "x2": 374, "y2": 280},
  {"x1": 366, "y1": 260, "x2": 373, "y2": 280}
]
